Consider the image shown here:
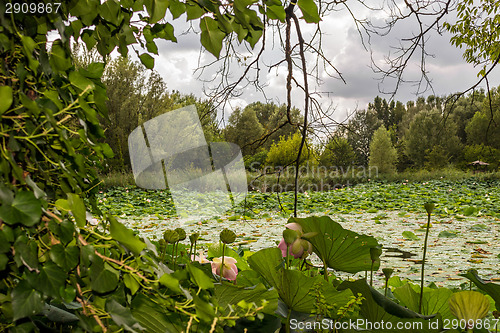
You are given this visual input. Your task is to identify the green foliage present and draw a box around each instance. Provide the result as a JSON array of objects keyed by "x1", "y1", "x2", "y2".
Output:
[
  {"x1": 444, "y1": 0, "x2": 500, "y2": 76},
  {"x1": 225, "y1": 102, "x2": 301, "y2": 158},
  {"x1": 293, "y1": 216, "x2": 381, "y2": 274},
  {"x1": 405, "y1": 109, "x2": 461, "y2": 168},
  {"x1": 369, "y1": 125, "x2": 397, "y2": 175},
  {"x1": 320, "y1": 136, "x2": 356, "y2": 168},
  {"x1": 265, "y1": 132, "x2": 316, "y2": 167},
  {"x1": 465, "y1": 87, "x2": 500, "y2": 150}
]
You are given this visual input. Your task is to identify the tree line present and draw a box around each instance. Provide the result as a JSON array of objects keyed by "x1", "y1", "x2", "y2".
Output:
[{"x1": 99, "y1": 56, "x2": 499, "y2": 174}]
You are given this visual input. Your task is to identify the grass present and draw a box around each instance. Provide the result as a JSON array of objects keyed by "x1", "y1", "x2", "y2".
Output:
[{"x1": 98, "y1": 167, "x2": 500, "y2": 192}]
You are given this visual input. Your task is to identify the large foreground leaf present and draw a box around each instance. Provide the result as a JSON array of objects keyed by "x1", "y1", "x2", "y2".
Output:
[
  {"x1": 393, "y1": 282, "x2": 454, "y2": 321},
  {"x1": 293, "y1": 216, "x2": 380, "y2": 273},
  {"x1": 248, "y1": 248, "x2": 352, "y2": 313},
  {"x1": 109, "y1": 216, "x2": 146, "y2": 255},
  {"x1": 339, "y1": 279, "x2": 440, "y2": 332},
  {"x1": 461, "y1": 269, "x2": 500, "y2": 309},
  {"x1": 214, "y1": 283, "x2": 278, "y2": 315}
]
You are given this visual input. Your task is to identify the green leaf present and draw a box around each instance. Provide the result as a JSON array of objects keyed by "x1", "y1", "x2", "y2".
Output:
[
  {"x1": 109, "y1": 216, "x2": 146, "y2": 255},
  {"x1": 69, "y1": 71, "x2": 95, "y2": 92},
  {"x1": 214, "y1": 283, "x2": 278, "y2": 315},
  {"x1": 50, "y1": 40, "x2": 71, "y2": 72},
  {"x1": 449, "y1": 291, "x2": 490, "y2": 322},
  {"x1": 402, "y1": 231, "x2": 420, "y2": 240},
  {"x1": 461, "y1": 269, "x2": 500, "y2": 309},
  {"x1": 90, "y1": 257, "x2": 119, "y2": 294},
  {"x1": 338, "y1": 279, "x2": 439, "y2": 332},
  {"x1": 147, "y1": 0, "x2": 169, "y2": 23},
  {"x1": 139, "y1": 53, "x2": 155, "y2": 69},
  {"x1": 186, "y1": 0, "x2": 205, "y2": 20},
  {"x1": 200, "y1": 17, "x2": 226, "y2": 58},
  {"x1": 131, "y1": 293, "x2": 184, "y2": 332},
  {"x1": 124, "y1": 274, "x2": 141, "y2": 295},
  {"x1": 67, "y1": 193, "x2": 86, "y2": 228},
  {"x1": 168, "y1": 0, "x2": 186, "y2": 19},
  {"x1": 159, "y1": 273, "x2": 183, "y2": 294},
  {"x1": 107, "y1": 299, "x2": 145, "y2": 332},
  {"x1": 50, "y1": 244, "x2": 80, "y2": 271},
  {"x1": 186, "y1": 263, "x2": 214, "y2": 290},
  {"x1": 266, "y1": 5, "x2": 286, "y2": 22},
  {"x1": 393, "y1": 282, "x2": 454, "y2": 320},
  {"x1": 294, "y1": 216, "x2": 380, "y2": 273},
  {"x1": 0, "y1": 191, "x2": 42, "y2": 227},
  {"x1": 11, "y1": 281, "x2": 44, "y2": 321},
  {"x1": 36, "y1": 261, "x2": 67, "y2": 298},
  {"x1": 0, "y1": 86, "x2": 13, "y2": 115},
  {"x1": 297, "y1": 0, "x2": 321, "y2": 23},
  {"x1": 248, "y1": 248, "x2": 352, "y2": 313},
  {"x1": 193, "y1": 294, "x2": 215, "y2": 322}
]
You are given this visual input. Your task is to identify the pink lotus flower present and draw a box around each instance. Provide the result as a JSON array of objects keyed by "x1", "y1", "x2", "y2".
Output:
[
  {"x1": 191, "y1": 251, "x2": 210, "y2": 264},
  {"x1": 278, "y1": 223, "x2": 313, "y2": 259},
  {"x1": 211, "y1": 256, "x2": 238, "y2": 281}
]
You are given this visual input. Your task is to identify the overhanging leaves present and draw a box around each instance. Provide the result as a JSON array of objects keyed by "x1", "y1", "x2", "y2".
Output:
[
  {"x1": 200, "y1": 17, "x2": 226, "y2": 58},
  {"x1": 109, "y1": 216, "x2": 146, "y2": 255},
  {"x1": 297, "y1": 0, "x2": 321, "y2": 23},
  {"x1": 0, "y1": 191, "x2": 42, "y2": 227}
]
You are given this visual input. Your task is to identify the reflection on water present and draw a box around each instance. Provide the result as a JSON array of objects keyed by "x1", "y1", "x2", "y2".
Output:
[{"x1": 383, "y1": 247, "x2": 417, "y2": 260}]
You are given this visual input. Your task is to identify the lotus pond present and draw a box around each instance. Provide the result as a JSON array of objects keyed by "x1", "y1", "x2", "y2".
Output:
[{"x1": 96, "y1": 180, "x2": 500, "y2": 288}]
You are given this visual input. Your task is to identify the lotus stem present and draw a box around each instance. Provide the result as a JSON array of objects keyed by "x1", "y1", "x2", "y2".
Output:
[
  {"x1": 420, "y1": 210, "x2": 432, "y2": 313},
  {"x1": 221, "y1": 243, "x2": 225, "y2": 282}
]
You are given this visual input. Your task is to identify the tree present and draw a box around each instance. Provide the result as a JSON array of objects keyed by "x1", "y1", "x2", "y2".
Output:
[
  {"x1": 369, "y1": 126, "x2": 397, "y2": 175},
  {"x1": 266, "y1": 133, "x2": 316, "y2": 167},
  {"x1": 405, "y1": 109, "x2": 462, "y2": 168},
  {"x1": 465, "y1": 87, "x2": 500, "y2": 149},
  {"x1": 225, "y1": 106, "x2": 264, "y2": 156},
  {"x1": 342, "y1": 109, "x2": 382, "y2": 166},
  {"x1": 320, "y1": 136, "x2": 356, "y2": 169}
]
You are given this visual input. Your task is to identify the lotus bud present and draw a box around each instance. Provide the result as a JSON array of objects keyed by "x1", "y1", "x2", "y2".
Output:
[
  {"x1": 189, "y1": 232, "x2": 199, "y2": 244},
  {"x1": 220, "y1": 228, "x2": 236, "y2": 244},
  {"x1": 283, "y1": 229, "x2": 298, "y2": 245},
  {"x1": 382, "y1": 268, "x2": 394, "y2": 280},
  {"x1": 163, "y1": 229, "x2": 179, "y2": 243},
  {"x1": 174, "y1": 228, "x2": 187, "y2": 241},
  {"x1": 424, "y1": 202, "x2": 435, "y2": 215}
]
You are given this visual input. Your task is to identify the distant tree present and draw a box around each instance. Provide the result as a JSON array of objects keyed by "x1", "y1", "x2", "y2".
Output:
[
  {"x1": 225, "y1": 107, "x2": 264, "y2": 156},
  {"x1": 266, "y1": 133, "x2": 316, "y2": 167},
  {"x1": 465, "y1": 87, "x2": 500, "y2": 149},
  {"x1": 449, "y1": 90, "x2": 485, "y2": 144},
  {"x1": 101, "y1": 57, "x2": 220, "y2": 171},
  {"x1": 405, "y1": 109, "x2": 461, "y2": 167},
  {"x1": 369, "y1": 126, "x2": 397, "y2": 174},
  {"x1": 319, "y1": 136, "x2": 356, "y2": 168},
  {"x1": 343, "y1": 109, "x2": 382, "y2": 166}
]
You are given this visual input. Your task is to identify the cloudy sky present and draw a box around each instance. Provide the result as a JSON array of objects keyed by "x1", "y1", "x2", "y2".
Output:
[{"x1": 142, "y1": 1, "x2": 500, "y2": 125}]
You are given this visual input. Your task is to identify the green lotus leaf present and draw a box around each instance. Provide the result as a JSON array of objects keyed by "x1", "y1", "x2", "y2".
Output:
[
  {"x1": 292, "y1": 216, "x2": 381, "y2": 273},
  {"x1": 448, "y1": 291, "x2": 489, "y2": 325},
  {"x1": 248, "y1": 247, "x2": 352, "y2": 313}
]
